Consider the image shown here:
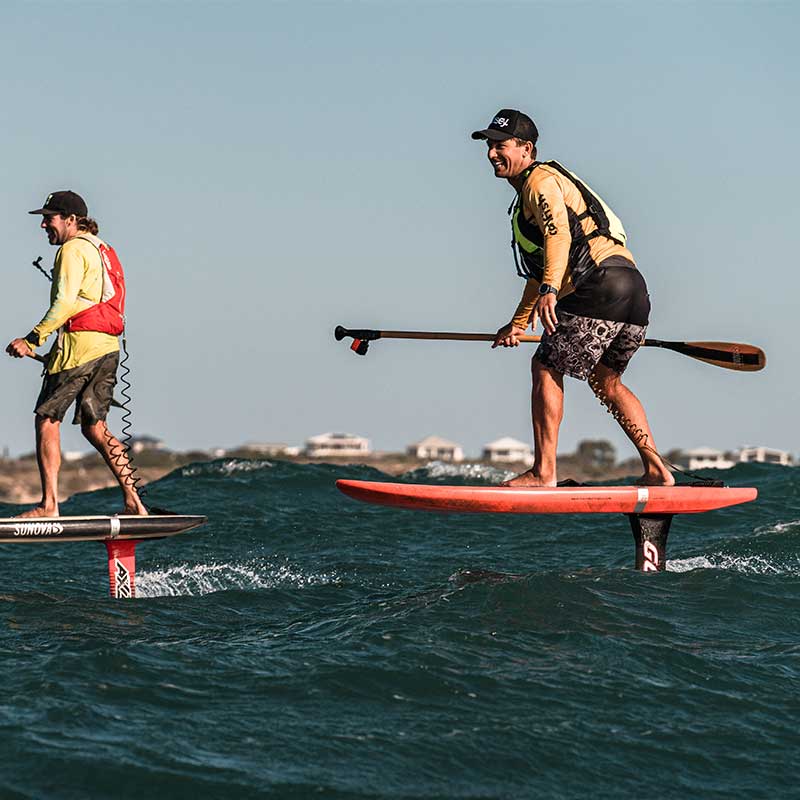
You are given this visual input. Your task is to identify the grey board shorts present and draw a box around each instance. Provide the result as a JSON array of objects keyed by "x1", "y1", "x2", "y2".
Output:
[
  {"x1": 35, "y1": 351, "x2": 119, "y2": 424},
  {"x1": 534, "y1": 311, "x2": 647, "y2": 381}
]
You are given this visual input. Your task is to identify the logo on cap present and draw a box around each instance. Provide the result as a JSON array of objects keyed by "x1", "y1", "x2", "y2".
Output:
[{"x1": 493, "y1": 117, "x2": 510, "y2": 128}]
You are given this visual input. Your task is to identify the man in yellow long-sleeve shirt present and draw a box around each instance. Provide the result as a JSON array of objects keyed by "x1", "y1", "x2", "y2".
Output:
[
  {"x1": 472, "y1": 110, "x2": 672, "y2": 487},
  {"x1": 6, "y1": 190, "x2": 147, "y2": 517}
]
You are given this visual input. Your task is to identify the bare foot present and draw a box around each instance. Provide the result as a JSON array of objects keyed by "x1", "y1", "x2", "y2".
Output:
[
  {"x1": 119, "y1": 503, "x2": 148, "y2": 516},
  {"x1": 501, "y1": 469, "x2": 557, "y2": 488},
  {"x1": 635, "y1": 470, "x2": 676, "y2": 487},
  {"x1": 14, "y1": 505, "x2": 59, "y2": 519}
]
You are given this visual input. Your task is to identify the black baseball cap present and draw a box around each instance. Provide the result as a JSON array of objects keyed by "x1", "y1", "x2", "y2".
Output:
[
  {"x1": 29, "y1": 190, "x2": 88, "y2": 217},
  {"x1": 471, "y1": 109, "x2": 539, "y2": 144}
]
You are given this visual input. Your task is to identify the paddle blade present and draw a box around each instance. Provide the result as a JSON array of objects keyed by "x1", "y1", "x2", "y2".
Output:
[{"x1": 645, "y1": 339, "x2": 766, "y2": 371}]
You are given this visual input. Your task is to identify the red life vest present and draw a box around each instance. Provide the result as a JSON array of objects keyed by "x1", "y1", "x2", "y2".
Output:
[{"x1": 64, "y1": 236, "x2": 126, "y2": 335}]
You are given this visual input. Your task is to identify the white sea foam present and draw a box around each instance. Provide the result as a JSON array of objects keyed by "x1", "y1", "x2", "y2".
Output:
[
  {"x1": 136, "y1": 560, "x2": 339, "y2": 597},
  {"x1": 402, "y1": 460, "x2": 514, "y2": 483},
  {"x1": 666, "y1": 556, "x2": 714, "y2": 573},
  {"x1": 753, "y1": 519, "x2": 800, "y2": 536},
  {"x1": 180, "y1": 459, "x2": 274, "y2": 477},
  {"x1": 669, "y1": 553, "x2": 800, "y2": 575}
]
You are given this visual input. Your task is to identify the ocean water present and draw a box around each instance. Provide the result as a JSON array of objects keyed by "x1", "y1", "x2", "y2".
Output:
[{"x1": 0, "y1": 460, "x2": 798, "y2": 799}]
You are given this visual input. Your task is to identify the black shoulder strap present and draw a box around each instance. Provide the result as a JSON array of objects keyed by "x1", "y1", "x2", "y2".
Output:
[{"x1": 543, "y1": 160, "x2": 613, "y2": 234}]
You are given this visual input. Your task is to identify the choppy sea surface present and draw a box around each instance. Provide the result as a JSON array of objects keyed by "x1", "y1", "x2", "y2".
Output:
[{"x1": 0, "y1": 460, "x2": 798, "y2": 799}]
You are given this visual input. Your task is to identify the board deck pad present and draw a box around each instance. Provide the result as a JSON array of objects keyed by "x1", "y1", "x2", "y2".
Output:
[{"x1": 335, "y1": 480, "x2": 758, "y2": 515}]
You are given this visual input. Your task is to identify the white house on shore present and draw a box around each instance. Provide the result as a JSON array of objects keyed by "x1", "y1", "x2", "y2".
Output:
[
  {"x1": 130, "y1": 435, "x2": 168, "y2": 454},
  {"x1": 305, "y1": 432, "x2": 371, "y2": 458},
  {"x1": 407, "y1": 436, "x2": 464, "y2": 462},
  {"x1": 685, "y1": 447, "x2": 735, "y2": 470},
  {"x1": 482, "y1": 437, "x2": 534, "y2": 466},
  {"x1": 738, "y1": 446, "x2": 794, "y2": 466}
]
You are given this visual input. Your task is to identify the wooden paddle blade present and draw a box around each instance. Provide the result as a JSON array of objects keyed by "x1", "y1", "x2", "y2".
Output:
[{"x1": 644, "y1": 339, "x2": 766, "y2": 371}]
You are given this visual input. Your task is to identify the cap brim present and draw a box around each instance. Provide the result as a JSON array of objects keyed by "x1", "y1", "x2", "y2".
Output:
[
  {"x1": 28, "y1": 208, "x2": 57, "y2": 215},
  {"x1": 471, "y1": 129, "x2": 515, "y2": 141}
]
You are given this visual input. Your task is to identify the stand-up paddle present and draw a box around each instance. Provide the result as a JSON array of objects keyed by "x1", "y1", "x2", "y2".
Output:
[{"x1": 334, "y1": 325, "x2": 766, "y2": 372}]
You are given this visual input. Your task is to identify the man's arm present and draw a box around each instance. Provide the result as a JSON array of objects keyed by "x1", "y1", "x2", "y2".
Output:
[
  {"x1": 25, "y1": 245, "x2": 88, "y2": 348},
  {"x1": 511, "y1": 279, "x2": 540, "y2": 330},
  {"x1": 523, "y1": 173, "x2": 572, "y2": 333},
  {"x1": 7, "y1": 245, "x2": 88, "y2": 360},
  {"x1": 493, "y1": 279, "x2": 540, "y2": 348}
]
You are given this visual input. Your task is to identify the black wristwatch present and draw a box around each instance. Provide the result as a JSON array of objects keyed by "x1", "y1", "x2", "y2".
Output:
[{"x1": 538, "y1": 283, "x2": 558, "y2": 296}]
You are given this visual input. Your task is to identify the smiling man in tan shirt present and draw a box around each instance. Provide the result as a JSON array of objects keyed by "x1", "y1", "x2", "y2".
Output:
[{"x1": 473, "y1": 109, "x2": 672, "y2": 487}]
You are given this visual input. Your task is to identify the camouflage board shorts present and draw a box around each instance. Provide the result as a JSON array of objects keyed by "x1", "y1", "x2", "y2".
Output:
[{"x1": 534, "y1": 311, "x2": 647, "y2": 381}]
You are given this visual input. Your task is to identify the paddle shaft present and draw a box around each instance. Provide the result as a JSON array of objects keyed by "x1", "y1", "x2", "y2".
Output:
[
  {"x1": 377, "y1": 331, "x2": 743, "y2": 351},
  {"x1": 381, "y1": 330, "x2": 539, "y2": 342},
  {"x1": 335, "y1": 326, "x2": 766, "y2": 371}
]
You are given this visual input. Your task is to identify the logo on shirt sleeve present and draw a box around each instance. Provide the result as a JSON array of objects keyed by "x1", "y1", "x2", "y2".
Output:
[{"x1": 537, "y1": 194, "x2": 558, "y2": 236}]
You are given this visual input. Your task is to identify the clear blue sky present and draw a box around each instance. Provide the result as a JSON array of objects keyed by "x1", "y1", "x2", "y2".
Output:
[{"x1": 1, "y1": 1, "x2": 797, "y2": 460}]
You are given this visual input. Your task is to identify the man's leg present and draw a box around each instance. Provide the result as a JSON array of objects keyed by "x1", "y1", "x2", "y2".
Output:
[
  {"x1": 17, "y1": 416, "x2": 62, "y2": 518},
  {"x1": 504, "y1": 358, "x2": 564, "y2": 487},
  {"x1": 588, "y1": 363, "x2": 674, "y2": 486},
  {"x1": 81, "y1": 420, "x2": 148, "y2": 515}
]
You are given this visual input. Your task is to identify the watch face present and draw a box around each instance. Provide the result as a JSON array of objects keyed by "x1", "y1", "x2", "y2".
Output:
[{"x1": 538, "y1": 284, "x2": 551, "y2": 295}]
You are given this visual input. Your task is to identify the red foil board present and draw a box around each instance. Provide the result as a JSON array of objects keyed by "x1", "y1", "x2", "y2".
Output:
[{"x1": 335, "y1": 480, "x2": 758, "y2": 515}]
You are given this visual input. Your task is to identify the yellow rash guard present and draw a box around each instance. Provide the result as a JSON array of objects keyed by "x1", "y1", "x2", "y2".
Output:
[
  {"x1": 511, "y1": 163, "x2": 637, "y2": 329},
  {"x1": 25, "y1": 235, "x2": 120, "y2": 374}
]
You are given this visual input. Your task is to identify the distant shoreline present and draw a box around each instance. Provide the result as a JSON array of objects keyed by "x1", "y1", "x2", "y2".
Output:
[{"x1": 0, "y1": 449, "x2": 645, "y2": 505}]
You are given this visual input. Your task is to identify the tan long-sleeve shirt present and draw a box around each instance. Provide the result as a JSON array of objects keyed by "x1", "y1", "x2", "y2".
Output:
[{"x1": 511, "y1": 163, "x2": 636, "y2": 329}]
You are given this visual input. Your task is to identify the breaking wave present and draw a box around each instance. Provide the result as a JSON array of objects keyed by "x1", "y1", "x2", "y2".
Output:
[
  {"x1": 137, "y1": 559, "x2": 341, "y2": 597},
  {"x1": 401, "y1": 460, "x2": 514, "y2": 484},
  {"x1": 178, "y1": 459, "x2": 275, "y2": 478},
  {"x1": 669, "y1": 553, "x2": 800, "y2": 575}
]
